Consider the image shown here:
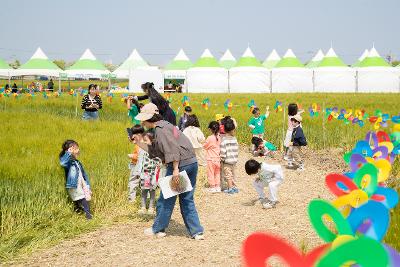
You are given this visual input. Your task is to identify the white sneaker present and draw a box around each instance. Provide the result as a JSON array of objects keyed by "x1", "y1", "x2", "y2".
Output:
[
  {"x1": 193, "y1": 233, "x2": 205, "y2": 240},
  {"x1": 297, "y1": 166, "x2": 305, "y2": 171},
  {"x1": 214, "y1": 187, "x2": 221, "y2": 193},
  {"x1": 207, "y1": 188, "x2": 216, "y2": 193},
  {"x1": 283, "y1": 155, "x2": 289, "y2": 161},
  {"x1": 262, "y1": 201, "x2": 276, "y2": 209},
  {"x1": 144, "y1": 227, "x2": 167, "y2": 238}
]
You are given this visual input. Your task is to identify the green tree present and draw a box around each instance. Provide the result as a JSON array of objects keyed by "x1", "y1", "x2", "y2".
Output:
[
  {"x1": 392, "y1": 60, "x2": 400, "y2": 67},
  {"x1": 104, "y1": 63, "x2": 117, "y2": 72},
  {"x1": 10, "y1": 59, "x2": 20, "y2": 69},
  {"x1": 53, "y1": 59, "x2": 66, "y2": 70}
]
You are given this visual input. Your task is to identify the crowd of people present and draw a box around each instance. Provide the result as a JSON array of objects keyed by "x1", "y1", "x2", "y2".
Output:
[{"x1": 59, "y1": 82, "x2": 307, "y2": 240}]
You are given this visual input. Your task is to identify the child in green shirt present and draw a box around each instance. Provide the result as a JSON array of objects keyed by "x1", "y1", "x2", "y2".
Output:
[{"x1": 248, "y1": 106, "x2": 269, "y2": 151}]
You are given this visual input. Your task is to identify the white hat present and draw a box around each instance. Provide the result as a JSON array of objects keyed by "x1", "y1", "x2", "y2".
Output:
[{"x1": 134, "y1": 103, "x2": 159, "y2": 121}]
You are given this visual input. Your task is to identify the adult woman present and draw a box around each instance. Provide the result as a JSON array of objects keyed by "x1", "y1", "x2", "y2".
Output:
[
  {"x1": 133, "y1": 103, "x2": 204, "y2": 240},
  {"x1": 134, "y1": 82, "x2": 176, "y2": 126},
  {"x1": 81, "y1": 84, "x2": 102, "y2": 120}
]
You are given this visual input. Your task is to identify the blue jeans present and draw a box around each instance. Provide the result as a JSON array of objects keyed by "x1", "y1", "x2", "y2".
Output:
[
  {"x1": 152, "y1": 162, "x2": 204, "y2": 237},
  {"x1": 82, "y1": 110, "x2": 99, "y2": 120}
]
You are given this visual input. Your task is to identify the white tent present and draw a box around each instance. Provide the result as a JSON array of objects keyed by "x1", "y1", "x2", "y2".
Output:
[
  {"x1": 306, "y1": 49, "x2": 324, "y2": 68},
  {"x1": 357, "y1": 47, "x2": 399, "y2": 93},
  {"x1": 113, "y1": 49, "x2": 149, "y2": 79},
  {"x1": 163, "y1": 49, "x2": 192, "y2": 80},
  {"x1": 129, "y1": 67, "x2": 163, "y2": 93},
  {"x1": 263, "y1": 49, "x2": 281, "y2": 69},
  {"x1": 219, "y1": 49, "x2": 237, "y2": 69},
  {"x1": 314, "y1": 48, "x2": 356, "y2": 92},
  {"x1": 186, "y1": 49, "x2": 228, "y2": 93},
  {"x1": 15, "y1": 47, "x2": 62, "y2": 77},
  {"x1": 229, "y1": 47, "x2": 270, "y2": 93},
  {"x1": 271, "y1": 49, "x2": 313, "y2": 92},
  {"x1": 352, "y1": 49, "x2": 369, "y2": 67},
  {"x1": 65, "y1": 49, "x2": 110, "y2": 79}
]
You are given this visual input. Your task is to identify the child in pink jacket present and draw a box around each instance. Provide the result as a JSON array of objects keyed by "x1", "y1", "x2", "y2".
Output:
[{"x1": 203, "y1": 121, "x2": 221, "y2": 193}]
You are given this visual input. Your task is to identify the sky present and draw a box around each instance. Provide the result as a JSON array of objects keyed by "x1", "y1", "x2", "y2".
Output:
[{"x1": 1, "y1": 0, "x2": 399, "y2": 67}]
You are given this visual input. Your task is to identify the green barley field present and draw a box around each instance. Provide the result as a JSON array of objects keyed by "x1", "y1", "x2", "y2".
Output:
[{"x1": 0, "y1": 92, "x2": 399, "y2": 261}]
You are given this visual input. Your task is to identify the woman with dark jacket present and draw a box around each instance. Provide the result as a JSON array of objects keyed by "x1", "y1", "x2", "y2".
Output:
[
  {"x1": 134, "y1": 82, "x2": 176, "y2": 126},
  {"x1": 81, "y1": 84, "x2": 102, "y2": 120},
  {"x1": 133, "y1": 103, "x2": 204, "y2": 240}
]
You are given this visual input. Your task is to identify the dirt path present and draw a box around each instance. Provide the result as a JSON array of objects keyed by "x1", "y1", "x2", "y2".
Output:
[{"x1": 9, "y1": 148, "x2": 346, "y2": 267}]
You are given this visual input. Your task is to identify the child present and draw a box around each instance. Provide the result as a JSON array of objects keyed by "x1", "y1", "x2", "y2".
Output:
[
  {"x1": 203, "y1": 121, "x2": 221, "y2": 193},
  {"x1": 284, "y1": 103, "x2": 304, "y2": 160},
  {"x1": 126, "y1": 96, "x2": 143, "y2": 124},
  {"x1": 248, "y1": 106, "x2": 270, "y2": 140},
  {"x1": 245, "y1": 159, "x2": 284, "y2": 209},
  {"x1": 129, "y1": 125, "x2": 163, "y2": 214},
  {"x1": 288, "y1": 115, "x2": 307, "y2": 170},
  {"x1": 183, "y1": 115, "x2": 206, "y2": 166},
  {"x1": 220, "y1": 117, "x2": 239, "y2": 194},
  {"x1": 251, "y1": 136, "x2": 277, "y2": 157},
  {"x1": 178, "y1": 106, "x2": 192, "y2": 131},
  {"x1": 59, "y1": 140, "x2": 92, "y2": 219}
]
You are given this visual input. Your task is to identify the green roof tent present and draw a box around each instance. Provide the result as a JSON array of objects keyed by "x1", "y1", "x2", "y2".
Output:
[
  {"x1": 358, "y1": 47, "x2": 390, "y2": 67},
  {"x1": 193, "y1": 49, "x2": 221, "y2": 67},
  {"x1": 66, "y1": 49, "x2": 109, "y2": 78},
  {"x1": 275, "y1": 49, "x2": 304, "y2": 68},
  {"x1": 272, "y1": 49, "x2": 313, "y2": 92},
  {"x1": 357, "y1": 47, "x2": 398, "y2": 92},
  {"x1": 163, "y1": 49, "x2": 193, "y2": 79},
  {"x1": 187, "y1": 49, "x2": 228, "y2": 93},
  {"x1": 306, "y1": 49, "x2": 324, "y2": 68},
  {"x1": 314, "y1": 48, "x2": 356, "y2": 92},
  {"x1": 317, "y1": 48, "x2": 347, "y2": 67},
  {"x1": 234, "y1": 47, "x2": 262, "y2": 67},
  {"x1": 113, "y1": 49, "x2": 149, "y2": 79},
  {"x1": 0, "y1": 58, "x2": 11, "y2": 77},
  {"x1": 219, "y1": 49, "x2": 236, "y2": 69},
  {"x1": 229, "y1": 47, "x2": 270, "y2": 93},
  {"x1": 352, "y1": 49, "x2": 369, "y2": 67},
  {"x1": 15, "y1": 47, "x2": 62, "y2": 77},
  {"x1": 263, "y1": 49, "x2": 281, "y2": 69}
]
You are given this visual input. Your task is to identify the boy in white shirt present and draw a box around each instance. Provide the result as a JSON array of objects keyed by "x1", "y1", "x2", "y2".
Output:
[{"x1": 245, "y1": 159, "x2": 284, "y2": 209}]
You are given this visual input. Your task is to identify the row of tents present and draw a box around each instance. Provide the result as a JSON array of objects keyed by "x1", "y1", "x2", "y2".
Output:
[{"x1": 1, "y1": 47, "x2": 399, "y2": 92}]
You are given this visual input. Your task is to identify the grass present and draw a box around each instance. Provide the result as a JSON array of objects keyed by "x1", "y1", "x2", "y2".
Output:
[{"x1": 0, "y1": 93, "x2": 399, "y2": 261}]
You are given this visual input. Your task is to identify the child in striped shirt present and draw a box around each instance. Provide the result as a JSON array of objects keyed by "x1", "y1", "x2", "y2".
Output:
[{"x1": 220, "y1": 117, "x2": 239, "y2": 194}]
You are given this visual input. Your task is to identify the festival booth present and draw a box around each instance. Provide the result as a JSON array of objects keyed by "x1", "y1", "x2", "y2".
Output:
[
  {"x1": 229, "y1": 47, "x2": 270, "y2": 93},
  {"x1": 14, "y1": 47, "x2": 62, "y2": 77},
  {"x1": 271, "y1": 49, "x2": 313, "y2": 93},
  {"x1": 314, "y1": 48, "x2": 356, "y2": 92},
  {"x1": 186, "y1": 49, "x2": 228, "y2": 93},
  {"x1": 65, "y1": 49, "x2": 110, "y2": 79},
  {"x1": 128, "y1": 67, "x2": 163, "y2": 93},
  {"x1": 262, "y1": 49, "x2": 281, "y2": 69},
  {"x1": 219, "y1": 49, "x2": 237, "y2": 69},
  {"x1": 357, "y1": 48, "x2": 399, "y2": 93},
  {"x1": 306, "y1": 49, "x2": 324, "y2": 68},
  {"x1": 113, "y1": 49, "x2": 149, "y2": 79},
  {"x1": 163, "y1": 49, "x2": 193, "y2": 92}
]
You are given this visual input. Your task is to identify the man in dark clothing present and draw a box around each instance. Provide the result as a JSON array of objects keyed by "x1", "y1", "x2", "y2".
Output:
[{"x1": 48, "y1": 79, "x2": 54, "y2": 91}]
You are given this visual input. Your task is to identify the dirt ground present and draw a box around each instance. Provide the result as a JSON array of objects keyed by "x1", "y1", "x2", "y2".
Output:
[{"x1": 8, "y1": 148, "x2": 346, "y2": 267}]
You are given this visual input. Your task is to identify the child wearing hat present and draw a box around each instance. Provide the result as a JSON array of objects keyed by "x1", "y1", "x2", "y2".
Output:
[
  {"x1": 288, "y1": 114, "x2": 307, "y2": 170},
  {"x1": 178, "y1": 106, "x2": 192, "y2": 131}
]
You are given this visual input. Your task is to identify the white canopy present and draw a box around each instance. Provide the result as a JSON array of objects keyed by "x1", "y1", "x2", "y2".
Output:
[
  {"x1": 129, "y1": 67, "x2": 163, "y2": 93},
  {"x1": 113, "y1": 49, "x2": 149, "y2": 79},
  {"x1": 229, "y1": 47, "x2": 270, "y2": 93},
  {"x1": 272, "y1": 49, "x2": 313, "y2": 92},
  {"x1": 65, "y1": 49, "x2": 110, "y2": 79},
  {"x1": 14, "y1": 47, "x2": 62, "y2": 77},
  {"x1": 187, "y1": 49, "x2": 228, "y2": 93}
]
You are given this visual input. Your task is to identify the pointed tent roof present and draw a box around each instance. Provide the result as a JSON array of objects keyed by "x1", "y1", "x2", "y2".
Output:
[
  {"x1": 234, "y1": 47, "x2": 262, "y2": 67},
  {"x1": 67, "y1": 49, "x2": 108, "y2": 71},
  {"x1": 19, "y1": 47, "x2": 61, "y2": 70},
  {"x1": 219, "y1": 49, "x2": 236, "y2": 69},
  {"x1": 165, "y1": 49, "x2": 193, "y2": 70},
  {"x1": 317, "y1": 48, "x2": 347, "y2": 67},
  {"x1": 275, "y1": 49, "x2": 304, "y2": 68},
  {"x1": 193, "y1": 49, "x2": 221, "y2": 67},
  {"x1": 352, "y1": 49, "x2": 369, "y2": 67},
  {"x1": 115, "y1": 49, "x2": 149, "y2": 71},
  {"x1": 359, "y1": 47, "x2": 390, "y2": 67},
  {"x1": 263, "y1": 50, "x2": 281, "y2": 69},
  {"x1": 306, "y1": 49, "x2": 324, "y2": 68}
]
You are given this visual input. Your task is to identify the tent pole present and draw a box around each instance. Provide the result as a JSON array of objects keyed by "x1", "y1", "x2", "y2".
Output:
[
  {"x1": 312, "y1": 70, "x2": 315, "y2": 92},
  {"x1": 227, "y1": 69, "x2": 230, "y2": 93},
  {"x1": 58, "y1": 76, "x2": 61, "y2": 92},
  {"x1": 68, "y1": 78, "x2": 71, "y2": 91},
  {"x1": 270, "y1": 70, "x2": 272, "y2": 93},
  {"x1": 108, "y1": 76, "x2": 111, "y2": 91},
  {"x1": 355, "y1": 70, "x2": 358, "y2": 93},
  {"x1": 8, "y1": 72, "x2": 10, "y2": 87},
  {"x1": 22, "y1": 76, "x2": 24, "y2": 89}
]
